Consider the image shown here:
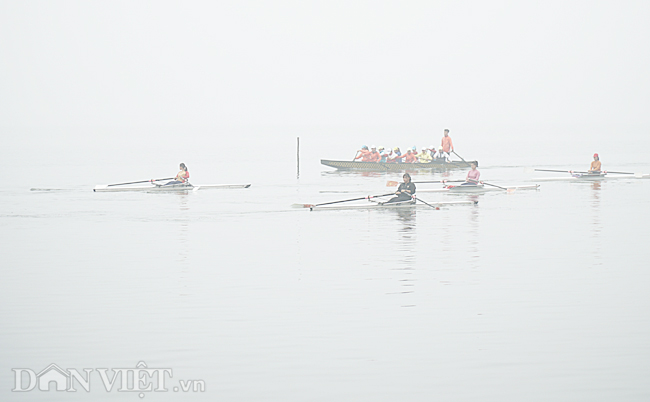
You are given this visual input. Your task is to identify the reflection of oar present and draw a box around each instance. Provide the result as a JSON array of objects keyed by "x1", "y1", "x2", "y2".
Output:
[
  {"x1": 452, "y1": 151, "x2": 471, "y2": 166},
  {"x1": 107, "y1": 177, "x2": 174, "y2": 187},
  {"x1": 292, "y1": 193, "x2": 395, "y2": 208},
  {"x1": 386, "y1": 179, "x2": 464, "y2": 187}
]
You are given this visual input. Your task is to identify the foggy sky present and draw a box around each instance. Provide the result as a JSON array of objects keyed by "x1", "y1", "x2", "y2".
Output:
[{"x1": 2, "y1": 1, "x2": 649, "y2": 138}]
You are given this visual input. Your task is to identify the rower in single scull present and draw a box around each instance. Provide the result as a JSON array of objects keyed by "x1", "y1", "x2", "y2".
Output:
[
  {"x1": 589, "y1": 153, "x2": 602, "y2": 173},
  {"x1": 463, "y1": 161, "x2": 480, "y2": 185},
  {"x1": 161, "y1": 163, "x2": 190, "y2": 185},
  {"x1": 384, "y1": 173, "x2": 416, "y2": 203}
]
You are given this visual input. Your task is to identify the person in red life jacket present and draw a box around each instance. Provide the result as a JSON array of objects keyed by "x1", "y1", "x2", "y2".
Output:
[
  {"x1": 404, "y1": 149, "x2": 418, "y2": 163},
  {"x1": 355, "y1": 145, "x2": 372, "y2": 162},
  {"x1": 441, "y1": 129, "x2": 454, "y2": 154},
  {"x1": 368, "y1": 145, "x2": 381, "y2": 162},
  {"x1": 164, "y1": 163, "x2": 190, "y2": 185}
]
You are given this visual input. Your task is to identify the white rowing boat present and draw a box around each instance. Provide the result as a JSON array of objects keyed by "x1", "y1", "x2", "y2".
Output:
[
  {"x1": 93, "y1": 182, "x2": 251, "y2": 192},
  {"x1": 418, "y1": 184, "x2": 540, "y2": 193},
  {"x1": 309, "y1": 199, "x2": 477, "y2": 211},
  {"x1": 534, "y1": 173, "x2": 650, "y2": 182}
]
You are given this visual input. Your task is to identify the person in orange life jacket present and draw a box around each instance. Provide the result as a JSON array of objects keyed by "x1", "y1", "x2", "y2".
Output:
[
  {"x1": 164, "y1": 163, "x2": 190, "y2": 185},
  {"x1": 589, "y1": 153, "x2": 602, "y2": 173},
  {"x1": 368, "y1": 146, "x2": 381, "y2": 162},
  {"x1": 384, "y1": 173, "x2": 416, "y2": 203},
  {"x1": 355, "y1": 145, "x2": 372, "y2": 162},
  {"x1": 404, "y1": 149, "x2": 418, "y2": 163},
  {"x1": 441, "y1": 129, "x2": 454, "y2": 154}
]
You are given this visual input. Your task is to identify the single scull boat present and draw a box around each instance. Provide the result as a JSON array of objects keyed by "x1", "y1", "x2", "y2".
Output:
[
  {"x1": 309, "y1": 199, "x2": 477, "y2": 211},
  {"x1": 94, "y1": 182, "x2": 251, "y2": 192}
]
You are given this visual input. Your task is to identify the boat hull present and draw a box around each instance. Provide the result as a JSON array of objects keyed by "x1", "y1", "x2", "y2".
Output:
[
  {"x1": 309, "y1": 199, "x2": 476, "y2": 211},
  {"x1": 321, "y1": 159, "x2": 475, "y2": 171},
  {"x1": 93, "y1": 183, "x2": 251, "y2": 192}
]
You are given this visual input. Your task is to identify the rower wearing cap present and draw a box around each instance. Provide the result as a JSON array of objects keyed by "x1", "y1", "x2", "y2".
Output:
[
  {"x1": 378, "y1": 146, "x2": 389, "y2": 162},
  {"x1": 388, "y1": 147, "x2": 404, "y2": 163},
  {"x1": 404, "y1": 148, "x2": 418, "y2": 163},
  {"x1": 164, "y1": 163, "x2": 190, "y2": 185},
  {"x1": 441, "y1": 129, "x2": 454, "y2": 154},
  {"x1": 435, "y1": 146, "x2": 449, "y2": 161},
  {"x1": 417, "y1": 146, "x2": 432, "y2": 163},
  {"x1": 355, "y1": 145, "x2": 372, "y2": 162},
  {"x1": 384, "y1": 173, "x2": 416, "y2": 203},
  {"x1": 589, "y1": 153, "x2": 602, "y2": 173},
  {"x1": 368, "y1": 145, "x2": 381, "y2": 162}
]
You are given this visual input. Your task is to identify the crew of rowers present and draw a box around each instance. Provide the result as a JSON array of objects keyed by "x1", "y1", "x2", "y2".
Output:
[
  {"x1": 355, "y1": 129, "x2": 455, "y2": 163},
  {"x1": 355, "y1": 145, "x2": 451, "y2": 163}
]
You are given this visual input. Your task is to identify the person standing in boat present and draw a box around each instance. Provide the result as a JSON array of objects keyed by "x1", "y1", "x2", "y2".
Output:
[
  {"x1": 463, "y1": 162, "x2": 480, "y2": 185},
  {"x1": 589, "y1": 153, "x2": 602, "y2": 173},
  {"x1": 164, "y1": 163, "x2": 190, "y2": 185},
  {"x1": 385, "y1": 173, "x2": 416, "y2": 203},
  {"x1": 441, "y1": 129, "x2": 454, "y2": 155}
]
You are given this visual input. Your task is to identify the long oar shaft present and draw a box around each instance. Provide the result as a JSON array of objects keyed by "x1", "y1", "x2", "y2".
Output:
[
  {"x1": 387, "y1": 179, "x2": 464, "y2": 187},
  {"x1": 605, "y1": 171, "x2": 634, "y2": 174},
  {"x1": 452, "y1": 151, "x2": 471, "y2": 166},
  {"x1": 413, "y1": 196, "x2": 439, "y2": 209},
  {"x1": 534, "y1": 169, "x2": 589, "y2": 174},
  {"x1": 313, "y1": 193, "x2": 395, "y2": 207},
  {"x1": 108, "y1": 177, "x2": 175, "y2": 187},
  {"x1": 481, "y1": 181, "x2": 508, "y2": 190}
]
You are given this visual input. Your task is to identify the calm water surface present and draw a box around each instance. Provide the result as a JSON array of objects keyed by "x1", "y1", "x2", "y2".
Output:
[{"x1": 1, "y1": 139, "x2": 650, "y2": 401}]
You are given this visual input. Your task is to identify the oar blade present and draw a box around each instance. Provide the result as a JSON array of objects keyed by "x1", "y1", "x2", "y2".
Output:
[
  {"x1": 291, "y1": 203, "x2": 314, "y2": 208},
  {"x1": 386, "y1": 181, "x2": 399, "y2": 187}
]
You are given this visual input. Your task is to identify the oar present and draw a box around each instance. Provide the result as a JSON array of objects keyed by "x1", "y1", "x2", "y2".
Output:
[
  {"x1": 293, "y1": 193, "x2": 395, "y2": 208},
  {"x1": 352, "y1": 151, "x2": 359, "y2": 161},
  {"x1": 452, "y1": 151, "x2": 471, "y2": 167},
  {"x1": 106, "y1": 177, "x2": 175, "y2": 187},
  {"x1": 387, "y1": 179, "x2": 465, "y2": 187},
  {"x1": 413, "y1": 196, "x2": 440, "y2": 209},
  {"x1": 479, "y1": 181, "x2": 518, "y2": 193},
  {"x1": 534, "y1": 169, "x2": 590, "y2": 174}
]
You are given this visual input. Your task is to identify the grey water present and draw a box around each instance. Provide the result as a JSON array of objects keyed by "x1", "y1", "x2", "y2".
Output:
[{"x1": 1, "y1": 132, "x2": 650, "y2": 401}]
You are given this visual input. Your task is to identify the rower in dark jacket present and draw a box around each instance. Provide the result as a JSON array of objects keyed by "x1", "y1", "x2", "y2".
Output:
[{"x1": 385, "y1": 173, "x2": 416, "y2": 203}]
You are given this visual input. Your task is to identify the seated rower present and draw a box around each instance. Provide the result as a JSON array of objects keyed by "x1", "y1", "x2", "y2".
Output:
[
  {"x1": 355, "y1": 145, "x2": 372, "y2": 161},
  {"x1": 368, "y1": 145, "x2": 381, "y2": 162},
  {"x1": 462, "y1": 162, "x2": 480, "y2": 185},
  {"x1": 404, "y1": 149, "x2": 418, "y2": 163},
  {"x1": 428, "y1": 145, "x2": 437, "y2": 159},
  {"x1": 164, "y1": 163, "x2": 190, "y2": 185},
  {"x1": 387, "y1": 147, "x2": 405, "y2": 163},
  {"x1": 384, "y1": 173, "x2": 416, "y2": 203},
  {"x1": 589, "y1": 153, "x2": 602, "y2": 173},
  {"x1": 436, "y1": 146, "x2": 449, "y2": 161},
  {"x1": 417, "y1": 147, "x2": 432, "y2": 163},
  {"x1": 378, "y1": 146, "x2": 389, "y2": 162}
]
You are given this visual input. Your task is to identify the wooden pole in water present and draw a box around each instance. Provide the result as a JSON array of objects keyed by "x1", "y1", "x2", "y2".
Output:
[{"x1": 297, "y1": 137, "x2": 300, "y2": 178}]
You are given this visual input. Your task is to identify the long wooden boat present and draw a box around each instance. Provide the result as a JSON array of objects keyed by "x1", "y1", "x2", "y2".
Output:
[
  {"x1": 309, "y1": 199, "x2": 477, "y2": 211},
  {"x1": 321, "y1": 159, "x2": 476, "y2": 171},
  {"x1": 418, "y1": 184, "x2": 540, "y2": 193},
  {"x1": 93, "y1": 182, "x2": 251, "y2": 192}
]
